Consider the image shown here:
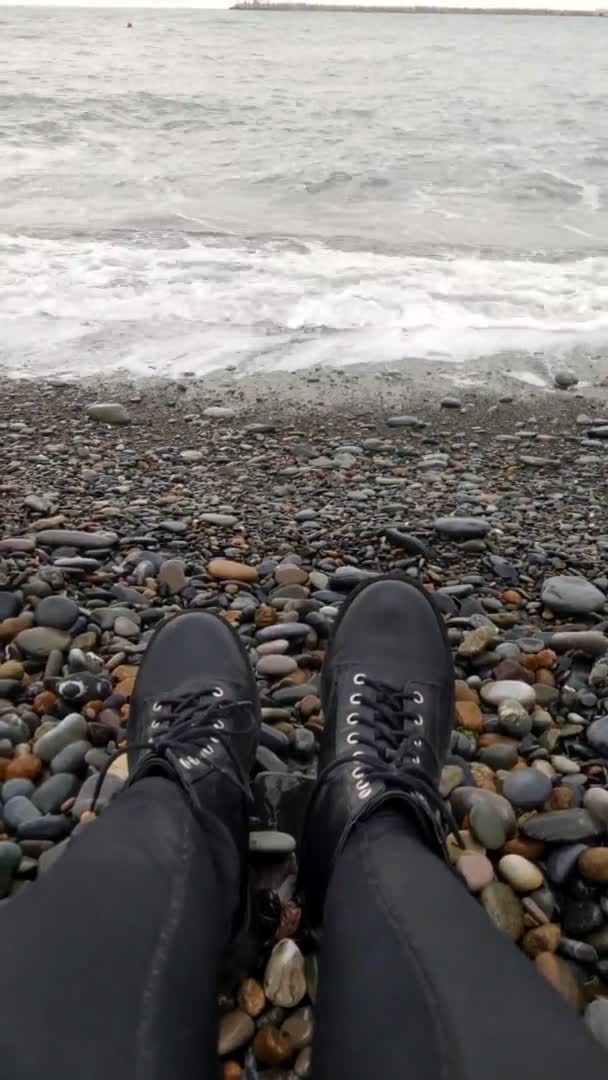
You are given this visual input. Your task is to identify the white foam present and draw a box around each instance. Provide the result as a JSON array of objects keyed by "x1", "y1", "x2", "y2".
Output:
[{"x1": 1, "y1": 232, "x2": 608, "y2": 379}]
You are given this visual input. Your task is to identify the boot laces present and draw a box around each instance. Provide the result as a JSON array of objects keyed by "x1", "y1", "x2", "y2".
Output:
[
  {"x1": 316, "y1": 674, "x2": 457, "y2": 835},
  {"x1": 91, "y1": 686, "x2": 256, "y2": 814}
]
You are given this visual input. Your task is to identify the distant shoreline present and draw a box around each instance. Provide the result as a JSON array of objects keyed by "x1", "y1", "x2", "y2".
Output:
[{"x1": 231, "y1": 3, "x2": 606, "y2": 13}]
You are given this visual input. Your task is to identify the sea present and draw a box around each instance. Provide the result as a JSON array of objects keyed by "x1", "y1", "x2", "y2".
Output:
[{"x1": 1, "y1": 5, "x2": 608, "y2": 381}]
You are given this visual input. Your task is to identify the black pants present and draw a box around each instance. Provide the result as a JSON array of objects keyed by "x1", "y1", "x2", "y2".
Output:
[{"x1": 0, "y1": 778, "x2": 605, "y2": 1079}]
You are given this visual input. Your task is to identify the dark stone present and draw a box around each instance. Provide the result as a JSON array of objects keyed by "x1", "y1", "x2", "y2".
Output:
[
  {"x1": 36, "y1": 529, "x2": 119, "y2": 549},
  {"x1": 502, "y1": 768, "x2": 552, "y2": 810},
  {"x1": 34, "y1": 596, "x2": 80, "y2": 631},
  {"x1": 563, "y1": 899, "x2": 604, "y2": 937},
  {"x1": 50, "y1": 740, "x2": 92, "y2": 775},
  {"x1": 522, "y1": 810, "x2": 602, "y2": 844},
  {"x1": 32, "y1": 773, "x2": 79, "y2": 814},
  {"x1": 0, "y1": 594, "x2": 22, "y2": 619},
  {"x1": 253, "y1": 771, "x2": 315, "y2": 844},
  {"x1": 3, "y1": 796, "x2": 42, "y2": 832},
  {"x1": 1, "y1": 779, "x2": 34, "y2": 803},
  {"x1": 434, "y1": 517, "x2": 490, "y2": 540},
  {"x1": 17, "y1": 815, "x2": 71, "y2": 841},
  {"x1": 546, "y1": 844, "x2": 589, "y2": 885}
]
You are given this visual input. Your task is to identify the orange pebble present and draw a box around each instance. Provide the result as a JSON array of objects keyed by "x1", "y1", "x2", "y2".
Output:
[
  {"x1": 6, "y1": 753, "x2": 42, "y2": 781},
  {"x1": 33, "y1": 690, "x2": 57, "y2": 714}
]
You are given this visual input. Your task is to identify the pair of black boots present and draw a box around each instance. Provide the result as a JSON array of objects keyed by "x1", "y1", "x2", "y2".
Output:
[{"x1": 122, "y1": 572, "x2": 455, "y2": 925}]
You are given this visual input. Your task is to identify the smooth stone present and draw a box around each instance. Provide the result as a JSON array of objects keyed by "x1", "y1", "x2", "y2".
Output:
[
  {"x1": 217, "y1": 1010, "x2": 255, "y2": 1056},
  {"x1": 546, "y1": 844, "x2": 589, "y2": 885},
  {"x1": 502, "y1": 769, "x2": 552, "y2": 809},
  {"x1": 522, "y1": 810, "x2": 602, "y2": 844},
  {"x1": 200, "y1": 513, "x2": 239, "y2": 527},
  {"x1": 14, "y1": 627, "x2": 71, "y2": 659},
  {"x1": 50, "y1": 741, "x2": 91, "y2": 775},
  {"x1": 0, "y1": 595, "x2": 21, "y2": 619},
  {"x1": 35, "y1": 529, "x2": 118, "y2": 549},
  {"x1": 456, "y1": 852, "x2": 495, "y2": 893},
  {"x1": 563, "y1": 899, "x2": 603, "y2": 937},
  {"x1": 554, "y1": 368, "x2": 578, "y2": 389},
  {"x1": 249, "y1": 831, "x2": 296, "y2": 857},
  {"x1": 434, "y1": 517, "x2": 490, "y2": 540},
  {"x1": 264, "y1": 940, "x2": 307, "y2": 1007},
  {"x1": 158, "y1": 559, "x2": 187, "y2": 594},
  {"x1": 497, "y1": 699, "x2": 533, "y2": 737},
  {"x1": 85, "y1": 402, "x2": 130, "y2": 424},
  {"x1": 578, "y1": 848, "x2": 608, "y2": 883},
  {"x1": 34, "y1": 596, "x2": 79, "y2": 631},
  {"x1": 498, "y1": 854, "x2": 543, "y2": 892},
  {"x1": 0, "y1": 841, "x2": 23, "y2": 898},
  {"x1": 34, "y1": 714, "x2": 88, "y2": 763},
  {"x1": 481, "y1": 881, "x2": 524, "y2": 940},
  {"x1": 541, "y1": 576, "x2": 605, "y2": 616},
  {"x1": 3, "y1": 796, "x2": 41, "y2": 831},
  {"x1": 481, "y1": 681, "x2": 536, "y2": 709},
  {"x1": 32, "y1": 773, "x2": 79, "y2": 814},
  {"x1": 478, "y1": 743, "x2": 518, "y2": 771},
  {"x1": 17, "y1": 815, "x2": 70, "y2": 841},
  {"x1": 257, "y1": 655, "x2": 298, "y2": 678},
  {"x1": 469, "y1": 802, "x2": 507, "y2": 851},
  {"x1": 584, "y1": 787, "x2": 608, "y2": 826},
  {"x1": 551, "y1": 632, "x2": 608, "y2": 657},
  {"x1": 585, "y1": 999, "x2": 608, "y2": 1051},
  {"x1": 257, "y1": 624, "x2": 310, "y2": 643},
  {"x1": 587, "y1": 717, "x2": 608, "y2": 756},
  {"x1": 1, "y1": 779, "x2": 34, "y2": 802},
  {"x1": 450, "y1": 788, "x2": 516, "y2": 836},
  {"x1": 386, "y1": 414, "x2": 422, "y2": 428},
  {"x1": 207, "y1": 558, "x2": 257, "y2": 582},
  {"x1": 280, "y1": 1006, "x2": 314, "y2": 1051},
  {"x1": 203, "y1": 406, "x2": 235, "y2": 418}
]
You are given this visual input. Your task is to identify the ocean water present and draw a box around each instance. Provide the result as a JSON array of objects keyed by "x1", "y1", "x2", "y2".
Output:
[{"x1": 1, "y1": 6, "x2": 608, "y2": 380}]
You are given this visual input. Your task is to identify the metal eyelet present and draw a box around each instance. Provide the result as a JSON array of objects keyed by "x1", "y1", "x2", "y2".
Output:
[
  {"x1": 213, "y1": 719, "x2": 225, "y2": 730},
  {"x1": 414, "y1": 739, "x2": 422, "y2": 748},
  {"x1": 346, "y1": 731, "x2": 358, "y2": 745},
  {"x1": 414, "y1": 715, "x2": 424, "y2": 727},
  {"x1": 353, "y1": 673, "x2": 366, "y2": 686},
  {"x1": 357, "y1": 784, "x2": 372, "y2": 800},
  {"x1": 412, "y1": 690, "x2": 424, "y2": 704},
  {"x1": 152, "y1": 702, "x2": 163, "y2": 712},
  {"x1": 350, "y1": 693, "x2": 362, "y2": 705},
  {"x1": 202, "y1": 746, "x2": 214, "y2": 756},
  {"x1": 353, "y1": 749, "x2": 363, "y2": 758},
  {"x1": 212, "y1": 687, "x2": 224, "y2": 698},
  {"x1": 180, "y1": 756, "x2": 192, "y2": 770},
  {"x1": 352, "y1": 765, "x2": 365, "y2": 779},
  {"x1": 346, "y1": 713, "x2": 359, "y2": 726},
  {"x1": 412, "y1": 755, "x2": 420, "y2": 765}
]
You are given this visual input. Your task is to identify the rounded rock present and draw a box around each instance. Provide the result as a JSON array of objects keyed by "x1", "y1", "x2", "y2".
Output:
[
  {"x1": 498, "y1": 853, "x2": 543, "y2": 893},
  {"x1": 264, "y1": 939, "x2": 307, "y2": 1008},
  {"x1": 207, "y1": 559, "x2": 258, "y2": 583},
  {"x1": 578, "y1": 848, "x2": 608, "y2": 883},
  {"x1": 541, "y1": 576, "x2": 605, "y2": 616},
  {"x1": 502, "y1": 768, "x2": 552, "y2": 810}
]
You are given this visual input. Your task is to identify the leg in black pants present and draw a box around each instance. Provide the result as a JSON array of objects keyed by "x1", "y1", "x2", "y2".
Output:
[
  {"x1": 313, "y1": 809, "x2": 608, "y2": 1080},
  {"x1": 0, "y1": 776, "x2": 239, "y2": 1080}
]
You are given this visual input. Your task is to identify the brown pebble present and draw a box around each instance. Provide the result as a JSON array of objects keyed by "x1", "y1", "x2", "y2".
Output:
[
  {"x1": 298, "y1": 695, "x2": 321, "y2": 720},
  {"x1": 535, "y1": 952, "x2": 582, "y2": 1010},
  {"x1": 0, "y1": 616, "x2": 33, "y2": 644},
  {"x1": 455, "y1": 680, "x2": 480, "y2": 703},
  {"x1": 222, "y1": 1064, "x2": 242, "y2": 1080},
  {"x1": 546, "y1": 787, "x2": 575, "y2": 811},
  {"x1": 238, "y1": 977, "x2": 266, "y2": 1018},
  {"x1": 112, "y1": 664, "x2": 138, "y2": 683},
  {"x1": 6, "y1": 753, "x2": 42, "y2": 781},
  {"x1": 536, "y1": 670, "x2": 556, "y2": 687},
  {"x1": 493, "y1": 660, "x2": 534, "y2": 685},
  {"x1": 32, "y1": 690, "x2": 57, "y2": 714},
  {"x1": 522, "y1": 923, "x2": 561, "y2": 958},
  {"x1": 521, "y1": 650, "x2": 557, "y2": 672},
  {"x1": 0, "y1": 661, "x2": 24, "y2": 680},
  {"x1": 503, "y1": 836, "x2": 545, "y2": 861},
  {"x1": 115, "y1": 677, "x2": 136, "y2": 698},
  {"x1": 255, "y1": 605, "x2": 277, "y2": 628},
  {"x1": 275, "y1": 566, "x2": 308, "y2": 586},
  {"x1": 276, "y1": 900, "x2": 302, "y2": 941},
  {"x1": 455, "y1": 701, "x2": 483, "y2": 732},
  {"x1": 79, "y1": 810, "x2": 97, "y2": 824},
  {"x1": 502, "y1": 590, "x2": 524, "y2": 605},
  {"x1": 208, "y1": 558, "x2": 258, "y2": 583},
  {"x1": 578, "y1": 848, "x2": 608, "y2": 883},
  {"x1": 252, "y1": 1026, "x2": 292, "y2": 1066}
]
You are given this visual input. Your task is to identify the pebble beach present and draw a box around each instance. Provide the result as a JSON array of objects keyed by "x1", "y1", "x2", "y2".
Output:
[{"x1": 4, "y1": 366, "x2": 608, "y2": 1073}]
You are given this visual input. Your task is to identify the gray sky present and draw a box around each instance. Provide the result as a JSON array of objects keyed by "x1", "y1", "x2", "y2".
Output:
[{"x1": 2, "y1": 0, "x2": 601, "y2": 8}]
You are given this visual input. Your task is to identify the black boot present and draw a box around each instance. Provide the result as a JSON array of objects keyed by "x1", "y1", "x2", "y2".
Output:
[
  {"x1": 98, "y1": 610, "x2": 260, "y2": 928},
  {"x1": 299, "y1": 572, "x2": 456, "y2": 924}
]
